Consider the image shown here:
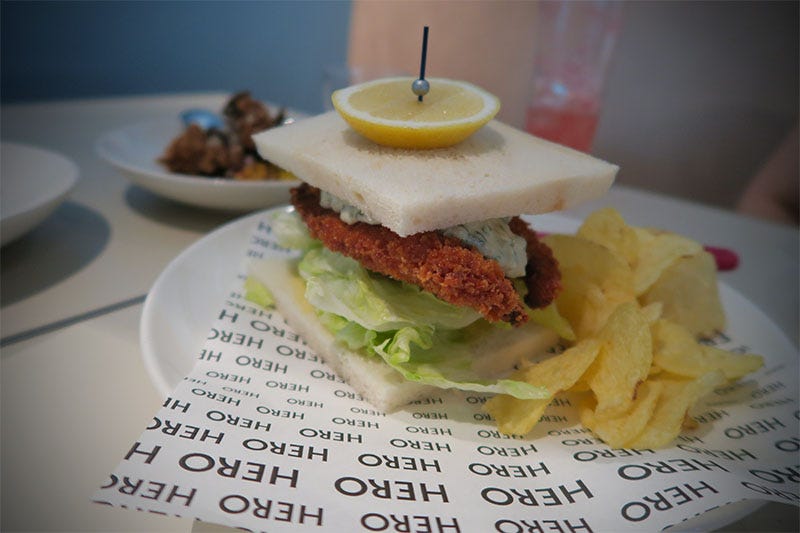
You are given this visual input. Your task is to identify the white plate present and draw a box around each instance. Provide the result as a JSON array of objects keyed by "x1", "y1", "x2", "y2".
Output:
[
  {"x1": 95, "y1": 118, "x2": 298, "y2": 211},
  {"x1": 0, "y1": 142, "x2": 79, "y2": 246},
  {"x1": 140, "y1": 207, "x2": 260, "y2": 396},
  {"x1": 141, "y1": 208, "x2": 791, "y2": 532}
]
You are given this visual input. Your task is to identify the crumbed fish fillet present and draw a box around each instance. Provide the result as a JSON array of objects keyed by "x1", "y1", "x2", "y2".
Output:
[{"x1": 292, "y1": 184, "x2": 560, "y2": 326}]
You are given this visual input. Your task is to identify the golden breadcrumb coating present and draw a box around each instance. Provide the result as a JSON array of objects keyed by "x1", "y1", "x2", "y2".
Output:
[{"x1": 291, "y1": 183, "x2": 560, "y2": 326}]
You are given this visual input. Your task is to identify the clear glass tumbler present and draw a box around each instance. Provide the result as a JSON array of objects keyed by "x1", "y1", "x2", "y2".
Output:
[{"x1": 525, "y1": 1, "x2": 623, "y2": 152}]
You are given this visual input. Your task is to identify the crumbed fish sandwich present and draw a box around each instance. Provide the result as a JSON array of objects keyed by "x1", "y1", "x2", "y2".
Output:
[{"x1": 249, "y1": 78, "x2": 618, "y2": 411}]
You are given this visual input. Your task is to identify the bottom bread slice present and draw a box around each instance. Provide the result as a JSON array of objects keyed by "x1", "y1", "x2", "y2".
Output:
[{"x1": 248, "y1": 257, "x2": 559, "y2": 412}]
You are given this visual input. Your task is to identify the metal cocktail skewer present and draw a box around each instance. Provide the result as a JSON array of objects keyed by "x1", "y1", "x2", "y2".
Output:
[{"x1": 411, "y1": 26, "x2": 430, "y2": 101}]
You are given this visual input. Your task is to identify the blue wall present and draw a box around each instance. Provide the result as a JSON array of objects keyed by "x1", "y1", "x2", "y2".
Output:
[{"x1": 1, "y1": 0, "x2": 352, "y2": 114}]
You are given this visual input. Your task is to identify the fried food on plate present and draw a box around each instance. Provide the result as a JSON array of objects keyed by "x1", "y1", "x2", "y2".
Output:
[{"x1": 292, "y1": 183, "x2": 563, "y2": 326}]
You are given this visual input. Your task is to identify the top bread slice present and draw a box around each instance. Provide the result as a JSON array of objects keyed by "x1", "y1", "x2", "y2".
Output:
[{"x1": 253, "y1": 111, "x2": 618, "y2": 236}]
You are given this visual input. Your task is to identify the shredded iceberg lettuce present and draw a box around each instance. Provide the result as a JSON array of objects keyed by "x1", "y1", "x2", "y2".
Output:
[
  {"x1": 298, "y1": 247, "x2": 481, "y2": 332},
  {"x1": 267, "y1": 209, "x2": 552, "y2": 399},
  {"x1": 244, "y1": 276, "x2": 275, "y2": 309},
  {"x1": 270, "y1": 209, "x2": 317, "y2": 250}
]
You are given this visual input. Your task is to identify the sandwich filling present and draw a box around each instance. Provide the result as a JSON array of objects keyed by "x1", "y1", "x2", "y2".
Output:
[
  {"x1": 291, "y1": 184, "x2": 560, "y2": 326},
  {"x1": 320, "y1": 190, "x2": 528, "y2": 278},
  {"x1": 264, "y1": 183, "x2": 568, "y2": 399}
]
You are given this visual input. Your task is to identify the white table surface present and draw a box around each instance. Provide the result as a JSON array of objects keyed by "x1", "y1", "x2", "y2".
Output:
[{"x1": 1, "y1": 94, "x2": 797, "y2": 532}]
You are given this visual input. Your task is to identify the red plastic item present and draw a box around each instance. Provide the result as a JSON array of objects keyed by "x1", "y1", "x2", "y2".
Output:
[{"x1": 703, "y1": 245, "x2": 740, "y2": 271}]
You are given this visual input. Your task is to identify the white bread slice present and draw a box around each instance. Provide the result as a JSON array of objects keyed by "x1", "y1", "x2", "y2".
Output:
[
  {"x1": 253, "y1": 112, "x2": 617, "y2": 236},
  {"x1": 248, "y1": 257, "x2": 559, "y2": 412}
]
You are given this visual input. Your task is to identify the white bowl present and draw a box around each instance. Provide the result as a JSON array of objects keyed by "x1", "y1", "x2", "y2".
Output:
[{"x1": 1, "y1": 142, "x2": 79, "y2": 246}]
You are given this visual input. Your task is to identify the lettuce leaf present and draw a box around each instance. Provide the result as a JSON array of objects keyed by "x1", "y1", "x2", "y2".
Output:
[
  {"x1": 271, "y1": 209, "x2": 318, "y2": 250},
  {"x1": 318, "y1": 309, "x2": 549, "y2": 399},
  {"x1": 243, "y1": 276, "x2": 275, "y2": 309},
  {"x1": 298, "y1": 246, "x2": 548, "y2": 399},
  {"x1": 299, "y1": 247, "x2": 481, "y2": 331}
]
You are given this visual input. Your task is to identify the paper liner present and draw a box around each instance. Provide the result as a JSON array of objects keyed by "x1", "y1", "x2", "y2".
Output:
[{"x1": 95, "y1": 214, "x2": 800, "y2": 532}]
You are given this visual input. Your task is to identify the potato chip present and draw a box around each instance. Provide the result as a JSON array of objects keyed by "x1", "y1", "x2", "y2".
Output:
[
  {"x1": 641, "y1": 251, "x2": 725, "y2": 336},
  {"x1": 486, "y1": 397, "x2": 550, "y2": 437},
  {"x1": 699, "y1": 345, "x2": 764, "y2": 380},
  {"x1": 640, "y1": 301, "x2": 663, "y2": 324},
  {"x1": 577, "y1": 207, "x2": 639, "y2": 266},
  {"x1": 628, "y1": 371, "x2": 725, "y2": 449},
  {"x1": 515, "y1": 338, "x2": 602, "y2": 390},
  {"x1": 484, "y1": 208, "x2": 763, "y2": 447},
  {"x1": 580, "y1": 380, "x2": 663, "y2": 448},
  {"x1": 543, "y1": 234, "x2": 635, "y2": 337},
  {"x1": 569, "y1": 379, "x2": 592, "y2": 392},
  {"x1": 682, "y1": 414, "x2": 700, "y2": 430},
  {"x1": 486, "y1": 339, "x2": 602, "y2": 435},
  {"x1": 632, "y1": 228, "x2": 703, "y2": 295},
  {"x1": 653, "y1": 319, "x2": 764, "y2": 380},
  {"x1": 583, "y1": 303, "x2": 652, "y2": 417}
]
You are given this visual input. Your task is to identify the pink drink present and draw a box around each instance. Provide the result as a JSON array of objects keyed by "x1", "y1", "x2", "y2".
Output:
[
  {"x1": 526, "y1": 99, "x2": 599, "y2": 152},
  {"x1": 526, "y1": 1, "x2": 622, "y2": 153}
]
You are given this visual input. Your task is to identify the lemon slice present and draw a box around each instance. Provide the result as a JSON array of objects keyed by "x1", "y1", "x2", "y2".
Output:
[{"x1": 331, "y1": 77, "x2": 500, "y2": 149}]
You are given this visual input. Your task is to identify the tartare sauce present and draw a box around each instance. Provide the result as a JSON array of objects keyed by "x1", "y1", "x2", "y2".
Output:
[
  {"x1": 319, "y1": 191, "x2": 379, "y2": 225},
  {"x1": 442, "y1": 219, "x2": 527, "y2": 279}
]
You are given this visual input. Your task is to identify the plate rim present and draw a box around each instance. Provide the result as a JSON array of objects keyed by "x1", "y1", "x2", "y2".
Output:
[{"x1": 139, "y1": 208, "x2": 265, "y2": 397}]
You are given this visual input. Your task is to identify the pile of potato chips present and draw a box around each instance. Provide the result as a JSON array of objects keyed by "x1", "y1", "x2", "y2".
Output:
[{"x1": 485, "y1": 208, "x2": 764, "y2": 448}]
